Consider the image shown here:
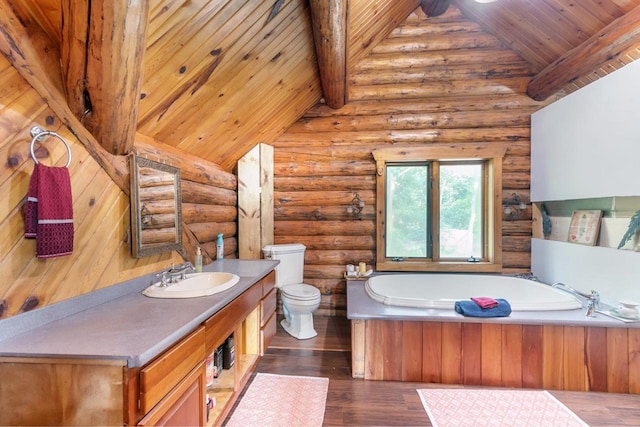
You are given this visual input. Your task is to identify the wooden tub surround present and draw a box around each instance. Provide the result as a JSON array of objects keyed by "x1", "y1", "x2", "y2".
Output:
[{"x1": 348, "y1": 281, "x2": 640, "y2": 394}]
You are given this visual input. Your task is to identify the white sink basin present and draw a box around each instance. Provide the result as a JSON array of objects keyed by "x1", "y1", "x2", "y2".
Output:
[{"x1": 142, "y1": 272, "x2": 240, "y2": 298}]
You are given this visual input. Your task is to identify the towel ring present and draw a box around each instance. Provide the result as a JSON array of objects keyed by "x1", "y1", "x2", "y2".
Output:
[{"x1": 29, "y1": 128, "x2": 72, "y2": 168}]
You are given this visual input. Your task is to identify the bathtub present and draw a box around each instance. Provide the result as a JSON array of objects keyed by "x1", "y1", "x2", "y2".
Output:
[{"x1": 364, "y1": 273, "x2": 582, "y2": 311}]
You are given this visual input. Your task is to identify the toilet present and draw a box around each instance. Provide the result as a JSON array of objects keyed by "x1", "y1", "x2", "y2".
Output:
[{"x1": 262, "y1": 243, "x2": 321, "y2": 339}]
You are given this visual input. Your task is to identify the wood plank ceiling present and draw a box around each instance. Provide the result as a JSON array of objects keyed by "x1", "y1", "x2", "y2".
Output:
[{"x1": 7, "y1": 0, "x2": 640, "y2": 170}]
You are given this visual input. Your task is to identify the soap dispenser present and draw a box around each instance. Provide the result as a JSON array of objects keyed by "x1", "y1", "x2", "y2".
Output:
[
  {"x1": 216, "y1": 234, "x2": 224, "y2": 260},
  {"x1": 195, "y1": 247, "x2": 203, "y2": 273}
]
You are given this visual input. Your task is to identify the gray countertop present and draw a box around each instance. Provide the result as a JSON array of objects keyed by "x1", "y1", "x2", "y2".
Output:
[
  {"x1": 0, "y1": 260, "x2": 278, "y2": 367},
  {"x1": 347, "y1": 280, "x2": 640, "y2": 328}
]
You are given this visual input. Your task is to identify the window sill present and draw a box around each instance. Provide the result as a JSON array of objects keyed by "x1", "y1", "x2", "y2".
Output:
[{"x1": 375, "y1": 261, "x2": 503, "y2": 273}]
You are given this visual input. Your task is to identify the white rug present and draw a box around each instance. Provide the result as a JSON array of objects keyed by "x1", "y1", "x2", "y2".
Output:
[
  {"x1": 417, "y1": 389, "x2": 589, "y2": 427},
  {"x1": 226, "y1": 373, "x2": 328, "y2": 426}
]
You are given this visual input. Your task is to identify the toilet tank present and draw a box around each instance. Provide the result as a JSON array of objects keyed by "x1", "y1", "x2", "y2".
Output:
[{"x1": 262, "y1": 243, "x2": 306, "y2": 287}]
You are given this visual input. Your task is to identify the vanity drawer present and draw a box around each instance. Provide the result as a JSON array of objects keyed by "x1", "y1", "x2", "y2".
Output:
[
  {"x1": 261, "y1": 287, "x2": 277, "y2": 327},
  {"x1": 139, "y1": 326, "x2": 205, "y2": 414},
  {"x1": 261, "y1": 271, "x2": 276, "y2": 297},
  {"x1": 261, "y1": 312, "x2": 277, "y2": 355}
]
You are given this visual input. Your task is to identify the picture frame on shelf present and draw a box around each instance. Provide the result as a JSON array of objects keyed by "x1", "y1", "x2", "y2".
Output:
[{"x1": 567, "y1": 210, "x2": 602, "y2": 246}]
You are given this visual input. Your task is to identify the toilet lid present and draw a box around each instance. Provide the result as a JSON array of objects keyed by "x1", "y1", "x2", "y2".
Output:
[{"x1": 281, "y1": 283, "x2": 321, "y2": 301}]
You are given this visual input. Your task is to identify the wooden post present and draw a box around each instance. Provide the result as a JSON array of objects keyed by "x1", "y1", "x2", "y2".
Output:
[{"x1": 238, "y1": 144, "x2": 274, "y2": 259}]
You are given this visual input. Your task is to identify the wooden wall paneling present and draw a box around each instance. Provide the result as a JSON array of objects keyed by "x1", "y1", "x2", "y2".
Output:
[
  {"x1": 440, "y1": 322, "x2": 462, "y2": 384},
  {"x1": 422, "y1": 322, "x2": 442, "y2": 383},
  {"x1": 607, "y1": 328, "x2": 630, "y2": 393},
  {"x1": 563, "y1": 326, "x2": 587, "y2": 391},
  {"x1": 542, "y1": 325, "x2": 564, "y2": 390},
  {"x1": 629, "y1": 329, "x2": 640, "y2": 394},
  {"x1": 364, "y1": 320, "x2": 383, "y2": 379},
  {"x1": 502, "y1": 324, "x2": 523, "y2": 388},
  {"x1": 480, "y1": 323, "x2": 502, "y2": 386},
  {"x1": 260, "y1": 144, "x2": 274, "y2": 251},
  {"x1": 461, "y1": 322, "x2": 482, "y2": 385},
  {"x1": 351, "y1": 319, "x2": 365, "y2": 378},
  {"x1": 401, "y1": 321, "x2": 423, "y2": 381},
  {"x1": 585, "y1": 326, "x2": 608, "y2": 392},
  {"x1": 521, "y1": 325, "x2": 543, "y2": 389}
]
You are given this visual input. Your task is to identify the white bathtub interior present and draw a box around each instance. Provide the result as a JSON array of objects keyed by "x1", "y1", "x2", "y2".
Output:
[{"x1": 365, "y1": 273, "x2": 582, "y2": 311}]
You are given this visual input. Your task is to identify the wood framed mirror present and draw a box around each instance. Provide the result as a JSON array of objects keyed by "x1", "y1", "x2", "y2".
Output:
[{"x1": 130, "y1": 155, "x2": 183, "y2": 258}]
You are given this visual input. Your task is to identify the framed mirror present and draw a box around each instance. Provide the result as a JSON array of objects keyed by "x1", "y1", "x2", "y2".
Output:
[{"x1": 130, "y1": 155, "x2": 183, "y2": 258}]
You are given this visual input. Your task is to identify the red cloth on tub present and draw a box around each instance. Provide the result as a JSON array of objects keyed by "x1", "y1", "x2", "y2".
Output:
[
  {"x1": 24, "y1": 163, "x2": 74, "y2": 258},
  {"x1": 471, "y1": 297, "x2": 499, "y2": 309}
]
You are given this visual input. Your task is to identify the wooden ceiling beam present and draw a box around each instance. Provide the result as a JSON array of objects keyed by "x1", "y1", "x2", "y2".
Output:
[
  {"x1": 527, "y1": 5, "x2": 640, "y2": 101},
  {"x1": 309, "y1": 0, "x2": 347, "y2": 109},
  {"x1": 61, "y1": 0, "x2": 148, "y2": 155},
  {"x1": 0, "y1": 0, "x2": 128, "y2": 191}
]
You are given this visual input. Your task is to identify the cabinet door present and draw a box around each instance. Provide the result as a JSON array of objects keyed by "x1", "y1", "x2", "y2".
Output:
[{"x1": 138, "y1": 363, "x2": 206, "y2": 426}]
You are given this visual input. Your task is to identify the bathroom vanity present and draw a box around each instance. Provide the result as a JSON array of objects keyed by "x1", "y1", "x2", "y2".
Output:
[{"x1": 0, "y1": 260, "x2": 277, "y2": 426}]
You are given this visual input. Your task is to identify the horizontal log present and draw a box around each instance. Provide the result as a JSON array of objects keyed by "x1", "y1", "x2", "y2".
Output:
[
  {"x1": 274, "y1": 175, "x2": 376, "y2": 191},
  {"x1": 140, "y1": 200, "x2": 176, "y2": 215},
  {"x1": 276, "y1": 235, "x2": 375, "y2": 250},
  {"x1": 138, "y1": 170, "x2": 175, "y2": 187},
  {"x1": 502, "y1": 251, "x2": 531, "y2": 269},
  {"x1": 188, "y1": 222, "x2": 237, "y2": 243},
  {"x1": 304, "y1": 264, "x2": 350, "y2": 279},
  {"x1": 305, "y1": 249, "x2": 375, "y2": 265},
  {"x1": 182, "y1": 204, "x2": 237, "y2": 224},
  {"x1": 138, "y1": 185, "x2": 175, "y2": 201},
  {"x1": 274, "y1": 140, "x2": 531, "y2": 160},
  {"x1": 349, "y1": 79, "x2": 530, "y2": 101},
  {"x1": 140, "y1": 213, "x2": 176, "y2": 230},
  {"x1": 201, "y1": 237, "x2": 237, "y2": 260},
  {"x1": 273, "y1": 161, "x2": 375, "y2": 177},
  {"x1": 302, "y1": 95, "x2": 545, "y2": 118},
  {"x1": 503, "y1": 156, "x2": 530, "y2": 172},
  {"x1": 286, "y1": 109, "x2": 532, "y2": 133},
  {"x1": 275, "y1": 220, "x2": 375, "y2": 236},
  {"x1": 141, "y1": 228, "x2": 178, "y2": 244},
  {"x1": 502, "y1": 220, "x2": 532, "y2": 236},
  {"x1": 389, "y1": 19, "x2": 481, "y2": 38},
  {"x1": 502, "y1": 173, "x2": 530, "y2": 190},
  {"x1": 350, "y1": 64, "x2": 534, "y2": 86},
  {"x1": 273, "y1": 128, "x2": 531, "y2": 146},
  {"x1": 275, "y1": 205, "x2": 375, "y2": 221},
  {"x1": 275, "y1": 190, "x2": 375, "y2": 207},
  {"x1": 502, "y1": 236, "x2": 531, "y2": 253},
  {"x1": 135, "y1": 134, "x2": 237, "y2": 189},
  {"x1": 373, "y1": 31, "x2": 502, "y2": 54},
  {"x1": 355, "y1": 49, "x2": 525, "y2": 71},
  {"x1": 303, "y1": 278, "x2": 345, "y2": 295},
  {"x1": 181, "y1": 180, "x2": 237, "y2": 205}
]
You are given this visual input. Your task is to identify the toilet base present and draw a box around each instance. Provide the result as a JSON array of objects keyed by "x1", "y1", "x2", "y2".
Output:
[{"x1": 280, "y1": 312, "x2": 317, "y2": 340}]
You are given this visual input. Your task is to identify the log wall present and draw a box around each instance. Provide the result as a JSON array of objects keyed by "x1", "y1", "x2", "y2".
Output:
[
  {"x1": 0, "y1": 54, "x2": 237, "y2": 320},
  {"x1": 272, "y1": 6, "x2": 549, "y2": 316}
]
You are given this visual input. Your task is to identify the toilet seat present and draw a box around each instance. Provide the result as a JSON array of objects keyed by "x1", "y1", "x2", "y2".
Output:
[{"x1": 281, "y1": 283, "x2": 321, "y2": 301}]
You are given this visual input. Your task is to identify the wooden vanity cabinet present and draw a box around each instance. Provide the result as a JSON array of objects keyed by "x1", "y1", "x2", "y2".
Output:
[{"x1": 0, "y1": 271, "x2": 277, "y2": 427}]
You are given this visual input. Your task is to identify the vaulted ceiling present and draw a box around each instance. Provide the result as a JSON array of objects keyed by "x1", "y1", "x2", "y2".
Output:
[{"x1": 4, "y1": 0, "x2": 640, "y2": 171}]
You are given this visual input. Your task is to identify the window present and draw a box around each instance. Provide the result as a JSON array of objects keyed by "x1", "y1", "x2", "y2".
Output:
[{"x1": 373, "y1": 144, "x2": 506, "y2": 272}]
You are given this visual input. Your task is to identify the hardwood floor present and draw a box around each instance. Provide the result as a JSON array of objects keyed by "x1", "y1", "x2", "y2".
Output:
[{"x1": 230, "y1": 316, "x2": 640, "y2": 426}]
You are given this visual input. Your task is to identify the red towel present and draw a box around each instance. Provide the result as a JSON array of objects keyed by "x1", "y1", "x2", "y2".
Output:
[
  {"x1": 24, "y1": 163, "x2": 74, "y2": 258},
  {"x1": 471, "y1": 297, "x2": 499, "y2": 309}
]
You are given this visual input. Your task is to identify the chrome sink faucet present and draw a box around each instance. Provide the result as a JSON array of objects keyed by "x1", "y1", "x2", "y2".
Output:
[
  {"x1": 155, "y1": 262, "x2": 195, "y2": 287},
  {"x1": 552, "y1": 282, "x2": 600, "y2": 316}
]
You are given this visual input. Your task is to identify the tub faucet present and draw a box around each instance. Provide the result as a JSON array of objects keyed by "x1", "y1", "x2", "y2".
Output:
[{"x1": 552, "y1": 282, "x2": 600, "y2": 316}]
